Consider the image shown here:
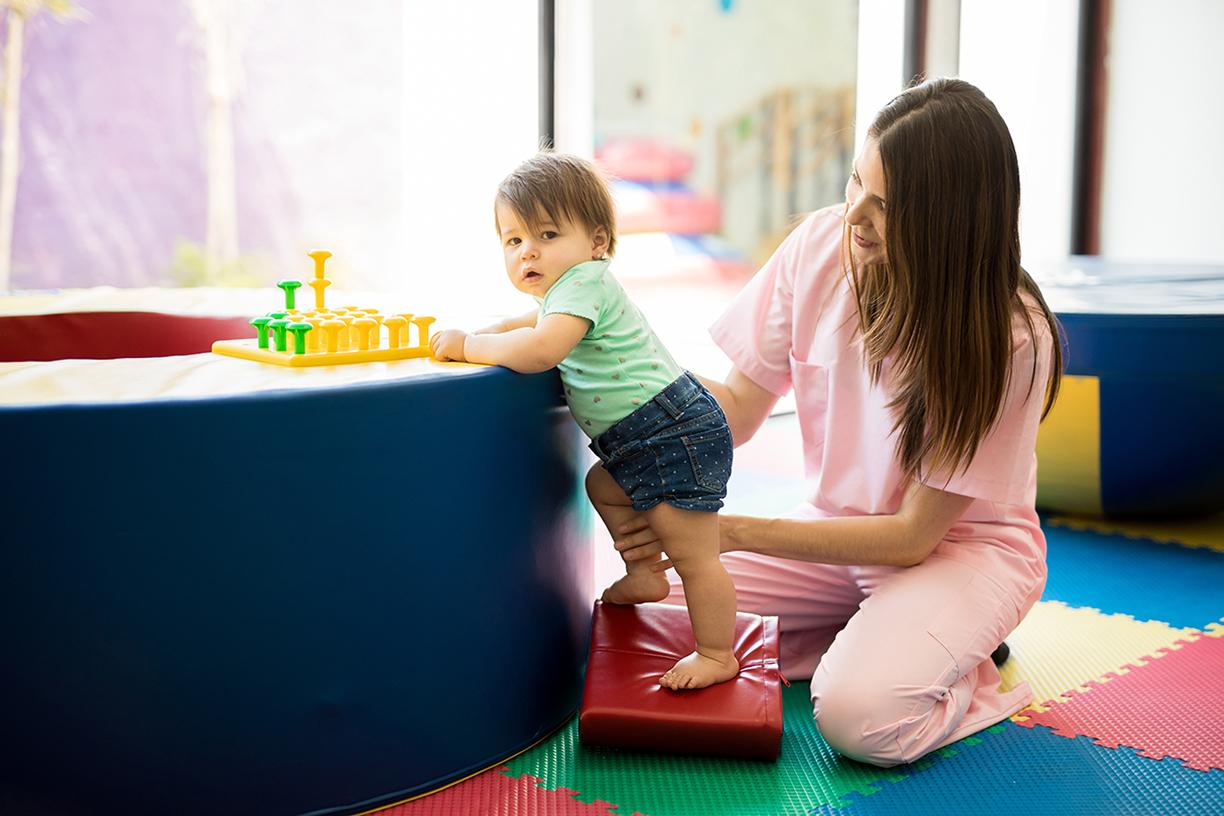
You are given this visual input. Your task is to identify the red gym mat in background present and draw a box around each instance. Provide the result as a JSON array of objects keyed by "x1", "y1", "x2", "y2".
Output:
[{"x1": 0, "y1": 312, "x2": 252, "y2": 362}]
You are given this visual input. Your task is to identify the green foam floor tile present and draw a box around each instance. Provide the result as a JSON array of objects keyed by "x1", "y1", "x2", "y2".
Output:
[{"x1": 503, "y1": 682, "x2": 993, "y2": 816}]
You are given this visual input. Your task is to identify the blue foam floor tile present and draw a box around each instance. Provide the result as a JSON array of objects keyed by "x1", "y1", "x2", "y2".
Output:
[
  {"x1": 1041, "y1": 523, "x2": 1224, "y2": 629},
  {"x1": 810, "y1": 722, "x2": 1223, "y2": 816}
]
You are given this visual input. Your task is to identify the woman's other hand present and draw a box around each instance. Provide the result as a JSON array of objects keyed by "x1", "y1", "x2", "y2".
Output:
[{"x1": 614, "y1": 512, "x2": 740, "y2": 572}]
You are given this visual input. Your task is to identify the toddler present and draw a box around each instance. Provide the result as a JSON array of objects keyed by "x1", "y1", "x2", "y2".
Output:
[{"x1": 431, "y1": 152, "x2": 738, "y2": 690}]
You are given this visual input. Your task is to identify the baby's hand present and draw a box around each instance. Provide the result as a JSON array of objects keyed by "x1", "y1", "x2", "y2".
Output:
[{"x1": 430, "y1": 329, "x2": 469, "y2": 361}]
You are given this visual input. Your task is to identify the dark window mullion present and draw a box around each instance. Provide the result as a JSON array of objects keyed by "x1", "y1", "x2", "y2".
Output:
[
  {"x1": 1072, "y1": 0, "x2": 1110, "y2": 255},
  {"x1": 903, "y1": 0, "x2": 928, "y2": 87},
  {"x1": 539, "y1": 0, "x2": 555, "y2": 149}
]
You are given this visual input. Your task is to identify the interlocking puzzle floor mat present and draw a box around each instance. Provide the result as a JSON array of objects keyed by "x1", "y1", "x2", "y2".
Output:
[
  {"x1": 393, "y1": 415, "x2": 1223, "y2": 816},
  {"x1": 389, "y1": 668, "x2": 1222, "y2": 816},
  {"x1": 1046, "y1": 513, "x2": 1224, "y2": 555},
  {"x1": 1014, "y1": 626, "x2": 1224, "y2": 772},
  {"x1": 1040, "y1": 521, "x2": 1224, "y2": 629},
  {"x1": 810, "y1": 722, "x2": 1222, "y2": 816}
]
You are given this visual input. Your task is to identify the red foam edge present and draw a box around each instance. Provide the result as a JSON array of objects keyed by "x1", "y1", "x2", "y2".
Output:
[
  {"x1": 578, "y1": 601, "x2": 783, "y2": 761},
  {"x1": 0, "y1": 311, "x2": 253, "y2": 361}
]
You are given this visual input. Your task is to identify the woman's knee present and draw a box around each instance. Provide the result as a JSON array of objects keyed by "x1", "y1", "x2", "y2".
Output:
[{"x1": 811, "y1": 669, "x2": 909, "y2": 768}]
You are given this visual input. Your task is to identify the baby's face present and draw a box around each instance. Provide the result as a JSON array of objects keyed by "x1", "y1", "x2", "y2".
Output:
[{"x1": 496, "y1": 202, "x2": 607, "y2": 297}]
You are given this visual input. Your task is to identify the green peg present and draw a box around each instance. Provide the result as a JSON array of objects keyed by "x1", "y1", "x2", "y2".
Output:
[
  {"x1": 287, "y1": 322, "x2": 313, "y2": 355},
  {"x1": 269, "y1": 311, "x2": 288, "y2": 320},
  {"x1": 277, "y1": 280, "x2": 303, "y2": 311},
  {"x1": 250, "y1": 316, "x2": 272, "y2": 349},
  {"x1": 268, "y1": 318, "x2": 290, "y2": 352}
]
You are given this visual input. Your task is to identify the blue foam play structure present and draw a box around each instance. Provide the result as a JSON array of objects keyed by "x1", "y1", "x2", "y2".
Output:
[
  {"x1": 1036, "y1": 258, "x2": 1224, "y2": 518},
  {"x1": 0, "y1": 366, "x2": 591, "y2": 815}
]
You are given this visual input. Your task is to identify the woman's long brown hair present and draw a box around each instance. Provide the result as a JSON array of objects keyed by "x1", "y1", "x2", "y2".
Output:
[{"x1": 848, "y1": 77, "x2": 1064, "y2": 480}]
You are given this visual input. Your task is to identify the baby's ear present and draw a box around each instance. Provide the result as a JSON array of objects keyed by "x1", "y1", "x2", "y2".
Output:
[{"x1": 591, "y1": 226, "x2": 610, "y2": 258}]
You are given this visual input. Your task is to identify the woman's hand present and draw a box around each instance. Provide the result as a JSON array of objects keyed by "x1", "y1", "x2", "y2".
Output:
[{"x1": 613, "y1": 513, "x2": 740, "y2": 572}]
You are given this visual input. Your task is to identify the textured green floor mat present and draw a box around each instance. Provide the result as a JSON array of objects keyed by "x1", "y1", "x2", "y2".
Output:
[{"x1": 504, "y1": 682, "x2": 997, "y2": 816}]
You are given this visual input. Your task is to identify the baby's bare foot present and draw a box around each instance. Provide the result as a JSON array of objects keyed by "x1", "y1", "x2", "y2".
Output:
[
  {"x1": 600, "y1": 571, "x2": 670, "y2": 605},
  {"x1": 659, "y1": 650, "x2": 739, "y2": 690}
]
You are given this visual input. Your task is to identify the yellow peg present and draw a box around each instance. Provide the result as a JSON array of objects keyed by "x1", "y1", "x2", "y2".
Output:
[
  {"x1": 305, "y1": 318, "x2": 324, "y2": 352},
  {"x1": 338, "y1": 315, "x2": 355, "y2": 350},
  {"x1": 382, "y1": 315, "x2": 408, "y2": 348},
  {"x1": 307, "y1": 250, "x2": 333, "y2": 310},
  {"x1": 369, "y1": 313, "x2": 384, "y2": 348},
  {"x1": 352, "y1": 317, "x2": 378, "y2": 350},
  {"x1": 410, "y1": 316, "x2": 436, "y2": 348},
  {"x1": 309, "y1": 250, "x2": 332, "y2": 280},
  {"x1": 308, "y1": 278, "x2": 331, "y2": 310},
  {"x1": 320, "y1": 319, "x2": 344, "y2": 353}
]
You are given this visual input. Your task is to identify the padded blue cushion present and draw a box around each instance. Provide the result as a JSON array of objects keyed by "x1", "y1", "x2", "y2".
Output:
[{"x1": 0, "y1": 366, "x2": 591, "y2": 815}]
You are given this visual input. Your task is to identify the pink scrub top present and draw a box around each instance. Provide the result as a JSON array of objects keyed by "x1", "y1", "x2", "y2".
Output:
[{"x1": 711, "y1": 205, "x2": 1053, "y2": 604}]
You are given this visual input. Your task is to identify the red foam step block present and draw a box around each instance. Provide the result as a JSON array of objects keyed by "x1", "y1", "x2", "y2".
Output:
[{"x1": 579, "y1": 601, "x2": 783, "y2": 760}]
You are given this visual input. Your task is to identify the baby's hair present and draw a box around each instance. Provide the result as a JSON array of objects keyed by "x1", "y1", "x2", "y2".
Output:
[{"x1": 495, "y1": 152, "x2": 618, "y2": 258}]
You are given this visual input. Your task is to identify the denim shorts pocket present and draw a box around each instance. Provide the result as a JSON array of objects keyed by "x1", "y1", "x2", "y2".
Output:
[
  {"x1": 604, "y1": 442, "x2": 660, "y2": 503},
  {"x1": 682, "y1": 427, "x2": 733, "y2": 492}
]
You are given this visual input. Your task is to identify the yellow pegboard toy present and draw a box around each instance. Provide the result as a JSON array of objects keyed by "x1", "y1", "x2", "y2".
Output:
[{"x1": 212, "y1": 251, "x2": 436, "y2": 367}]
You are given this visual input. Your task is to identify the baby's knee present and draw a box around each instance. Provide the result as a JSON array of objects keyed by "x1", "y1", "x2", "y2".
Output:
[
  {"x1": 667, "y1": 549, "x2": 724, "y2": 579},
  {"x1": 646, "y1": 503, "x2": 719, "y2": 561}
]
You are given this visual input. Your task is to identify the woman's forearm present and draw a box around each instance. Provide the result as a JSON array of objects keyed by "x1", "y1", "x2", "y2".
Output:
[
  {"x1": 692, "y1": 368, "x2": 777, "y2": 448},
  {"x1": 720, "y1": 482, "x2": 971, "y2": 568},
  {"x1": 693, "y1": 373, "x2": 739, "y2": 424},
  {"x1": 723, "y1": 513, "x2": 924, "y2": 568}
]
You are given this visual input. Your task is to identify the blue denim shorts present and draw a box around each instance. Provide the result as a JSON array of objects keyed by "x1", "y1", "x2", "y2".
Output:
[{"x1": 589, "y1": 371, "x2": 733, "y2": 513}]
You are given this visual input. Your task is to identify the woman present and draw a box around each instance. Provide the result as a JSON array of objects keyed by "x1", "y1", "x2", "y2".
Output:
[{"x1": 614, "y1": 77, "x2": 1063, "y2": 767}]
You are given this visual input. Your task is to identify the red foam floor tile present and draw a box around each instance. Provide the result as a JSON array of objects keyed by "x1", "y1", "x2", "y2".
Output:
[
  {"x1": 1015, "y1": 630, "x2": 1224, "y2": 771},
  {"x1": 381, "y1": 767, "x2": 624, "y2": 816}
]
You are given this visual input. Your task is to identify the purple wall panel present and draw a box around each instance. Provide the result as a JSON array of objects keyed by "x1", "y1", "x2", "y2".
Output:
[
  {"x1": 13, "y1": 0, "x2": 203, "y2": 288},
  {"x1": 9, "y1": 0, "x2": 299, "y2": 290}
]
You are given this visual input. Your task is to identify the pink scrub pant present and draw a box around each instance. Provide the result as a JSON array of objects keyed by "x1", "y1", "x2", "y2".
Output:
[{"x1": 664, "y1": 525, "x2": 1043, "y2": 767}]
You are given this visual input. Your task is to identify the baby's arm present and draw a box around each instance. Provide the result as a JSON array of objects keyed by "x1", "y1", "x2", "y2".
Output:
[
  {"x1": 455, "y1": 312, "x2": 589, "y2": 373},
  {"x1": 430, "y1": 309, "x2": 542, "y2": 361},
  {"x1": 473, "y1": 308, "x2": 539, "y2": 335}
]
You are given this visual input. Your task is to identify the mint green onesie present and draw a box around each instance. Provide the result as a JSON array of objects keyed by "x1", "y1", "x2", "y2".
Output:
[{"x1": 536, "y1": 260, "x2": 682, "y2": 438}]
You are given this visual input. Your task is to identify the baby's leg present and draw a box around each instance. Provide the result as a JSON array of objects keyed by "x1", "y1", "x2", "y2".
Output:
[
  {"x1": 586, "y1": 463, "x2": 670, "y2": 604},
  {"x1": 645, "y1": 502, "x2": 738, "y2": 690}
]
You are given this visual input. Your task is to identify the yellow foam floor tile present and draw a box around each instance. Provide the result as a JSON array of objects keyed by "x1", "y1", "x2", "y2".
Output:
[
  {"x1": 1046, "y1": 514, "x2": 1224, "y2": 554},
  {"x1": 999, "y1": 600, "x2": 1198, "y2": 715}
]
